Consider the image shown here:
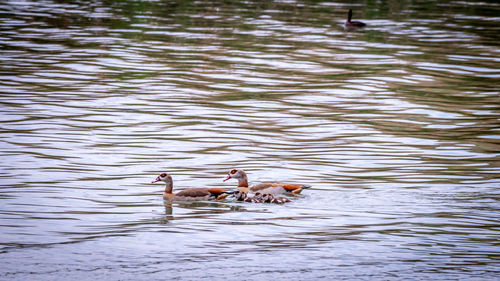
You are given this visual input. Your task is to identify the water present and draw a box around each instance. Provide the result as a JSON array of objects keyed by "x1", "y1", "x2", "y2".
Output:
[{"x1": 1, "y1": 0, "x2": 499, "y2": 280}]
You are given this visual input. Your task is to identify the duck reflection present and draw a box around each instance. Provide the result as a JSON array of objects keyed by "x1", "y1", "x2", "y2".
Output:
[
  {"x1": 160, "y1": 202, "x2": 174, "y2": 224},
  {"x1": 159, "y1": 200, "x2": 247, "y2": 224}
]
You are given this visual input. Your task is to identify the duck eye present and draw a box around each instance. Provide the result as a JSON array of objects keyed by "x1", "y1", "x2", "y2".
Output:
[
  {"x1": 160, "y1": 173, "x2": 167, "y2": 177},
  {"x1": 230, "y1": 169, "x2": 237, "y2": 174}
]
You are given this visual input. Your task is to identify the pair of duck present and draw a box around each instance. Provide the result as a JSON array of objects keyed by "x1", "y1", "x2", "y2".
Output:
[{"x1": 151, "y1": 169, "x2": 310, "y2": 203}]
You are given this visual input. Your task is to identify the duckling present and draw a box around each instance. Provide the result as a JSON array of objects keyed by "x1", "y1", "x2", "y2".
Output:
[
  {"x1": 274, "y1": 196, "x2": 291, "y2": 204},
  {"x1": 234, "y1": 190, "x2": 245, "y2": 201},
  {"x1": 234, "y1": 191, "x2": 262, "y2": 203},
  {"x1": 254, "y1": 192, "x2": 264, "y2": 201},
  {"x1": 262, "y1": 193, "x2": 291, "y2": 204}
]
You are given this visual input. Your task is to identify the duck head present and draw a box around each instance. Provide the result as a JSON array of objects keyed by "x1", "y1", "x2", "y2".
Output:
[
  {"x1": 223, "y1": 169, "x2": 249, "y2": 188},
  {"x1": 152, "y1": 172, "x2": 172, "y2": 183},
  {"x1": 223, "y1": 169, "x2": 244, "y2": 181},
  {"x1": 152, "y1": 172, "x2": 174, "y2": 193},
  {"x1": 262, "y1": 193, "x2": 274, "y2": 203}
]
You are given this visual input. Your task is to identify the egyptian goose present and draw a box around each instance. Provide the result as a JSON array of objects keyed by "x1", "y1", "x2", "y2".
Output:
[
  {"x1": 152, "y1": 172, "x2": 230, "y2": 201},
  {"x1": 223, "y1": 169, "x2": 311, "y2": 195},
  {"x1": 345, "y1": 9, "x2": 366, "y2": 28}
]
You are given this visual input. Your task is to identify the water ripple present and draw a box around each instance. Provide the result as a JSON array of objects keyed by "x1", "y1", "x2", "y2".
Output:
[{"x1": 0, "y1": 0, "x2": 499, "y2": 280}]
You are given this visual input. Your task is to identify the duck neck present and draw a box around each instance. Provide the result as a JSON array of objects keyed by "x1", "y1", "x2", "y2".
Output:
[
  {"x1": 348, "y1": 9, "x2": 353, "y2": 22},
  {"x1": 164, "y1": 175, "x2": 173, "y2": 194},
  {"x1": 238, "y1": 174, "x2": 249, "y2": 188}
]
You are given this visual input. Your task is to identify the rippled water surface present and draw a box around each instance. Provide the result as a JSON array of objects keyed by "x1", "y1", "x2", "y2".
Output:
[{"x1": 1, "y1": 0, "x2": 499, "y2": 280}]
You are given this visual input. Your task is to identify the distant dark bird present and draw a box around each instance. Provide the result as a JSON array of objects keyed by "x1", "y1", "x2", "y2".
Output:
[{"x1": 345, "y1": 9, "x2": 366, "y2": 28}]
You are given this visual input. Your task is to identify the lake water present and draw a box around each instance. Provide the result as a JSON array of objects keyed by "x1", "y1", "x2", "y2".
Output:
[{"x1": 1, "y1": 0, "x2": 499, "y2": 280}]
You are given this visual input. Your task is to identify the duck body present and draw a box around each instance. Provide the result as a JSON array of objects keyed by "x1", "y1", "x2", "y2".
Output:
[
  {"x1": 152, "y1": 173, "x2": 230, "y2": 201},
  {"x1": 251, "y1": 183, "x2": 310, "y2": 194},
  {"x1": 345, "y1": 9, "x2": 366, "y2": 28},
  {"x1": 224, "y1": 169, "x2": 311, "y2": 195},
  {"x1": 163, "y1": 187, "x2": 229, "y2": 201}
]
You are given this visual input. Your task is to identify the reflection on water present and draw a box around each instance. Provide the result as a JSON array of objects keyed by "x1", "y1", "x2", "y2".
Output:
[{"x1": 0, "y1": 0, "x2": 499, "y2": 279}]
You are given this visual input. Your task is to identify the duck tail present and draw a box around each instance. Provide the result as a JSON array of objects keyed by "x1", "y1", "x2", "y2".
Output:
[{"x1": 291, "y1": 185, "x2": 311, "y2": 195}]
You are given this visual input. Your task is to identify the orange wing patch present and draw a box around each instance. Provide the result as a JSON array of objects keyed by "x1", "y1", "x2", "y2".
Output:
[
  {"x1": 207, "y1": 188, "x2": 228, "y2": 195},
  {"x1": 251, "y1": 183, "x2": 303, "y2": 192},
  {"x1": 281, "y1": 184, "x2": 303, "y2": 191}
]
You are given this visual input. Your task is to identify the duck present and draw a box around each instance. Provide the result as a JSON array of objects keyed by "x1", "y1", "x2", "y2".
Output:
[
  {"x1": 261, "y1": 193, "x2": 291, "y2": 204},
  {"x1": 152, "y1": 172, "x2": 231, "y2": 201},
  {"x1": 234, "y1": 191, "x2": 290, "y2": 204},
  {"x1": 234, "y1": 191, "x2": 262, "y2": 203},
  {"x1": 345, "y1": 9, "x2": 366, "y2": 28},
  {"x1": 223, "y1": 169, "x2": 311, "y2": 195}
]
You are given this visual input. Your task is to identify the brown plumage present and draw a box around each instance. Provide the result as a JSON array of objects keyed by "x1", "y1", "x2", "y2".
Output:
[
  {"x1": 223, "y1": 169, "x2": 311, "y2": 195},
  {"x1": 262, "y1": 194, "x2": 291, "y2": 204},
  {"x1": 152, "y1": 173, "x2": 230, "y2": 201},
  {"x1": 234, "y1": 191, "x2": 262, "y2": 203}
]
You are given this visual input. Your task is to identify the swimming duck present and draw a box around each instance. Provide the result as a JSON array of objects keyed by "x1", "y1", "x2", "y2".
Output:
[
  {"x1": 152, "y1": 172, "x2": 230, "y2": 201},
  {"x1": 223, "y1": 169, "x2": 310, "y2": 195},
  {"x1": 261, "y1": 193, "x2": 291, "y2": 204},
  {"x1": 234, "y1": 191, "x2": 262, "y2": 203},
  {"x1": 345, "y1": 9, "x2": 366, "y2": 28}
]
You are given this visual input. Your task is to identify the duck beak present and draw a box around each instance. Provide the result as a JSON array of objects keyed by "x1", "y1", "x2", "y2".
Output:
[
  {"x1": 223, "y1": 174, "x2": 231, "y2": 182},
  {"x1": 152, "y1": 176, "x2": 161, "y2": 183}
]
